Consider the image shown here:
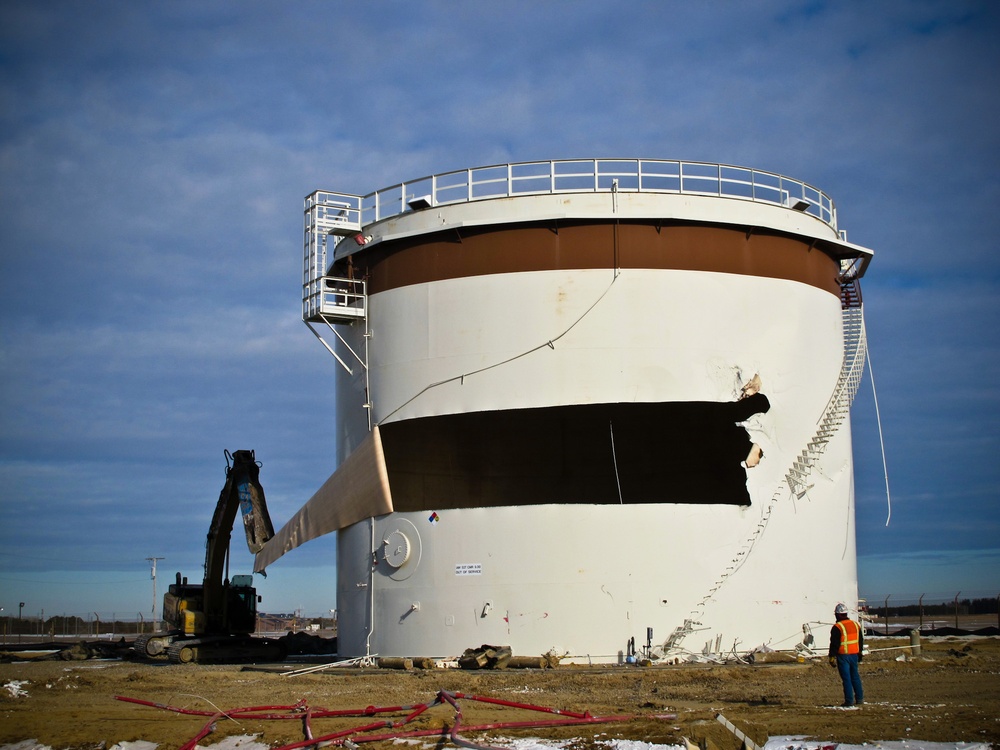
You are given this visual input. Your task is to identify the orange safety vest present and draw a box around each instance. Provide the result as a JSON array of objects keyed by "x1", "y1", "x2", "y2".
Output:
[{"x1": 835, "y1": 619, "x2": 860, "y2": 655}]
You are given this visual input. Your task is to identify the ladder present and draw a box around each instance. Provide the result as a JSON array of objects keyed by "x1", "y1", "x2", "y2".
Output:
[
  {"x1": 301, "y1": 191, "x2": 372, "y2": 426},
  {"x1": 303, "y1": 190, "x2": 365, "y2": 324}
]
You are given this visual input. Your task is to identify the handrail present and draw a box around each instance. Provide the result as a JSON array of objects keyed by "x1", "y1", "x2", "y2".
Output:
[
  {"x1": 354, "y1": 158, "x2": 837, "y2": 231},
  {"x1": 303, "y1": 275, "x2": 366, "y2": 322}
]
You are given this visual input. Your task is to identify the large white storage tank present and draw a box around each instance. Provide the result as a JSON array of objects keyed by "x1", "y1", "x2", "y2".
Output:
[{"x1": 256, "y1": 159, "x2": 873, "y2": 663}]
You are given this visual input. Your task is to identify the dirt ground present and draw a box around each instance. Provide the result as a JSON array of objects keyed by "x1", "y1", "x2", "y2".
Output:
[{"x1": 1, "y1": 636, "x2": 999, "y2": 750}]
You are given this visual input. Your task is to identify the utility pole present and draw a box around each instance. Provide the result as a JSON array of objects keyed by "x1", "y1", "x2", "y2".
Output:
[{"x1": 146, "y1": 557, "x2": 165, "y2": 618}]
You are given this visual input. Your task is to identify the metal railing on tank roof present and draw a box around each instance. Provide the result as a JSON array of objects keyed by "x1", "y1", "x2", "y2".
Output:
[{"x1": 354, "y1": 159, "x2": 837, "y2": 231}]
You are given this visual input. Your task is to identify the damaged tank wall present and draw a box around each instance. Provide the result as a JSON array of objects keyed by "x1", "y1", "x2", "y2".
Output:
[{"x1": 334, "y1": 254, "x2": 857, "y2": 660}]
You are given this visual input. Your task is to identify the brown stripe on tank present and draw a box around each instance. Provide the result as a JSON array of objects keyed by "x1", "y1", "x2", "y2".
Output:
[{"x1": 336, "y1": 221, "x2": 841, "y2": 297}]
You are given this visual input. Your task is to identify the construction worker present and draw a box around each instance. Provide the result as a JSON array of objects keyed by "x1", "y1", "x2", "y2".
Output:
[{"x1": 829, "y1": 602, "x2": 865, "y2": 707}]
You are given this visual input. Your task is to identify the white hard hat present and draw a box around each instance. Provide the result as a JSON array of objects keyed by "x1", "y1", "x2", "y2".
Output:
[{"x1": 835, "y1": 603, "x2": 848, "y2": 615}]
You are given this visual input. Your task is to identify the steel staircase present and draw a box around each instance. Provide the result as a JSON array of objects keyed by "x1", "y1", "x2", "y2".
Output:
[
  {"x1": 675, "y1": 274, "x2": 869, "y2": 637},
  {"x1": 785, "y1": 277, "x2": 867, "y2": 499}
]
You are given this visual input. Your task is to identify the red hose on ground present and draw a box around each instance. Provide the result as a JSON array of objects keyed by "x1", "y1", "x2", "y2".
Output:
[
  {"x1": 178, "y1": 712, "x2": 223, "y2": 750},
  {"x1": 116, "y1": 688, "x2": 676, "y2": 750},
  {"x1": 448, "y1": 691, "x2": 592, "y2": 719}
]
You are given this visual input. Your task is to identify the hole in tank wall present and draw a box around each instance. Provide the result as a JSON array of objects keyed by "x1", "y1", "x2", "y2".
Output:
[{"x1": 380, "y1": 394, "x2": 769, "y2": 509}]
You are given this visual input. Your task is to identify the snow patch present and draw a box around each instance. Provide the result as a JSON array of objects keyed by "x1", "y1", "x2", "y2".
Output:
[
  {"x1": 0, "y1": 736, "x2": 270, "y2": 750},
  {"x1": 764, "y1": 737, "x2": 991, "y2": 750},
  {"x1": 196, "y1": 735, "x2": 269, "y2": 750},
  {"x1": 0, "y1": 734, "x2": 986, "y2": 750},
  {"x1": 3, "y1": 681, "x2": 29, "y2": 698},
  {"x1": 443, "y1": 740, "x2": 683, "y2": 750},
  {"x1": 599, "y1": 741, "x2": 685, "y2": 750}
]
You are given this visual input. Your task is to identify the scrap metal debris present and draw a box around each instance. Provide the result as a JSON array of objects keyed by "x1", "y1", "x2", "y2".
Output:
[{"x1": 717, "y1": 713, "x2": 762, "y2": 750}]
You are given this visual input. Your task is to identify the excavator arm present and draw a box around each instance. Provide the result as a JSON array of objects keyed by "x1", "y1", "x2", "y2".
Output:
[
  {"x1": 202, "y1": 449, "x2": 275, "y2": 633},
  {"x1": 137, "y1": 449, "x2": 283, "y2": 662}
]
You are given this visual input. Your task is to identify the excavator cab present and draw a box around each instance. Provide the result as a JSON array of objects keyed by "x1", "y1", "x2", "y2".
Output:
[{"x1": 226, "y1": 574, "x2": 258, "y2": 634}]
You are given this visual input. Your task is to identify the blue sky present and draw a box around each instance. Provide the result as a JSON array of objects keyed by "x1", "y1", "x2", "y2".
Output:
[{"x1": 1, "y1": 1, "x2": 998, "y2": 621}]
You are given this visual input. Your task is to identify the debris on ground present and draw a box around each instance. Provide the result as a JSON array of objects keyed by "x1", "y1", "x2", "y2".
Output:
[
  {"x1": 458, "y1": 644, "x2": 513, "y2": 669},
  {"x1": 1, "y1": 636, "x2": 999, "y2": 748},
  {"x1": 0, "y1": 639, "x2": 133, "y2": 663}
]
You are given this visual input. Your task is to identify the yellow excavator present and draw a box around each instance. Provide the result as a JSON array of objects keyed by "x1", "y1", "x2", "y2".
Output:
[{"x1": 133, "y1": 450, "x2": 285, "y2": 664}]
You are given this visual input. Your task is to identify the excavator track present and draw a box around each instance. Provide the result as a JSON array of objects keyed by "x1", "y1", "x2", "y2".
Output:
[
  {"x1": 166, "y1": 640, "x2": 198, "y2": 664},
  {"x1": 132, "y1": 632, "x2": 177, "y2": 658},
  {"x1": 166, "y1": 636, "x2": 286, "y2": 665}
]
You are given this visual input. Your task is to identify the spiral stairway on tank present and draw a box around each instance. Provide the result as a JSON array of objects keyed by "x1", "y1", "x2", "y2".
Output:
[{"x1": 662, "y1": 275, "x2": 868, "y2": 657}]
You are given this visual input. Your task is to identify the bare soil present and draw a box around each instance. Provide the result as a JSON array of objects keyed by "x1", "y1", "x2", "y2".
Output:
[{"x1": 2, "y1": 637, "x2": 999, "y2": 750}]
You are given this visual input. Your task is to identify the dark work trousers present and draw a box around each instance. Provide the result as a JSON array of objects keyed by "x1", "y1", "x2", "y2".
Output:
[{"x1": 836, "y1": 653, "x2": 864, "y2": 705}]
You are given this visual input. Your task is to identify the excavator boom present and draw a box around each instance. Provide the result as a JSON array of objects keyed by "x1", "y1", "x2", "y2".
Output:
[
  {"x1": 202, "y1": 449, "x2": 275, "y2": 632},
  {"x1": 134, "y1": 449, "x2": 282, "y2": 664}
]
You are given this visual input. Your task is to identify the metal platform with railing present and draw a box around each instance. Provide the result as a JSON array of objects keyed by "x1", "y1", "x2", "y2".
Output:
[
  {"x1": 308, "y1": 157, "x2": 838, "y2": 237},
  {"x1": 300, "y1": 159, "x2": 854, "y2": 406},
  {"x1": 302, "y1": 159, "x2": 842, "y2": 325}
]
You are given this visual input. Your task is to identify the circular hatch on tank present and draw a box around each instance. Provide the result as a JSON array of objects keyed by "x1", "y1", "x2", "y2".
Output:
[
  {"x1": 383, "y1": 530, "x2": 410, "y2": 567},
  {"x1": 378, "y1": 518, "x2": 421, "y2": 581}
]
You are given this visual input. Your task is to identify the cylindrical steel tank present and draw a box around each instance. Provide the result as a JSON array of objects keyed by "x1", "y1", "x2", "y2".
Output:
[{"x1": 309, "y1": 160, "x2": 872, "y2": 662}]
